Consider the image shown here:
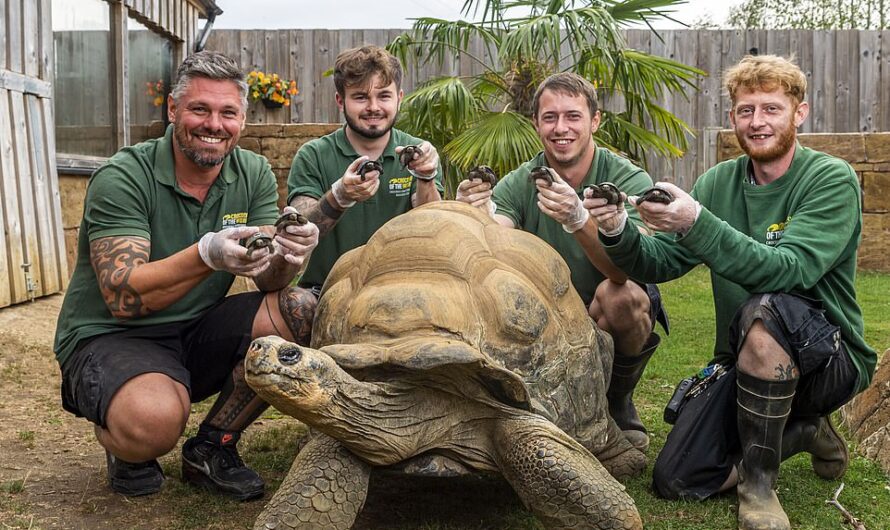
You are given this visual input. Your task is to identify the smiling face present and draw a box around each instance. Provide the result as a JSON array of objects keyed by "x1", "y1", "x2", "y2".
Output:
[
  {"x1": 730, "y1": 86, "x2": 808, "y2": 163},
  {"x1": 534, "y1": 88, "x2": 601, "y2": 170},
  {"x1": 167, "y1": 77, "x2": 246, "y2": 170},
  {"x1": 337, "y1": 73, "x2": 402, "y2": 140}
]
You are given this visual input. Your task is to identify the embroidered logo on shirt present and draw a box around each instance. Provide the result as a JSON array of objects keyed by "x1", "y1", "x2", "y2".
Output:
[
  {"x1": 388, "y1": 175, "x2": 413, "y2": 197},
  {"x1": 222, "y1": 212, "x2": 248, "y2": 228},
  {"x1": 765, "y1": 216, "x2": 791, "y2": 246}
]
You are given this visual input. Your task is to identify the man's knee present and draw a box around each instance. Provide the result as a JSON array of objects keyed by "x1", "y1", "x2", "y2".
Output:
[
  {"x1": 593, "y1": 281, "x2": 650, "y2": 325},
  {"x1": 106, "y1": 374, "x2": 189, "y2": 456},
  {"x1": 733, "y1": 294, "x2": 796, "y2": 376}
]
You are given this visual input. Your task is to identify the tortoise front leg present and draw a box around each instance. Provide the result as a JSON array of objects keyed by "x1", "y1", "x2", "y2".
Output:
[
  {"x1": 255, "y1": 433, "x2": 371, "y2": 530},
  {"x1": 494, "y1": 418, "x2": 643, "y2": 530}
]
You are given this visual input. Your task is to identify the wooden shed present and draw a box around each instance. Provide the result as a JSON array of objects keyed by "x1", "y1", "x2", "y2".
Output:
[{"x1": 0, "y1": 0, "x2": 221, "y2": 309}]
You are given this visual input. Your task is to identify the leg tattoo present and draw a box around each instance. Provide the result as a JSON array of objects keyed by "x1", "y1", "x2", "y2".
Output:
[{"x1": 278, "y1": 287, "x2": 318, "y2": 346}]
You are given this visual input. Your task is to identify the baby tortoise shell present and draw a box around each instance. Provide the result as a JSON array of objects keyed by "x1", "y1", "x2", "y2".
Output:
[
  {"x1": 466, "y1": 165, "x2": 498, "y2": 187},
  {"x1": 528, "y1": 166, "x2": 557, "y2": 187},
  {"x1": 399, "y1": 144, "x2": 423, "y2": 168},
  {"x1": 635, "y1": 186, "x2": 674, "y2": 205},
  {"x1": 243, "y1": 233, "x2": 274, "y2": 258},
  {"x1": 585, "y1": 182, "x2": 622, "y2": 206},
  {"x1": 357, "y1": 159, "x2": 384, "y2": 181}
]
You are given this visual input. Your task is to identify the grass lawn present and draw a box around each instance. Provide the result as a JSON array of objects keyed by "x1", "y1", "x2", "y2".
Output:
[
  {"x1": 629, "y1": 267, "x2": 890, "y2": 530},
  {"x1": 167, "y1": 267, "x2": 890, "y2": 529}
]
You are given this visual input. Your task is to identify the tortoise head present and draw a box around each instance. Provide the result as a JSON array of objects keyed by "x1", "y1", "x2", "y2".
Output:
[{"x1": 245, "y1": 336, "x2": 354, "y2": 422}]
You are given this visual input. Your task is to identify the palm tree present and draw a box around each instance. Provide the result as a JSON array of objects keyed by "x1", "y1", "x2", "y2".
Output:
[{"x1": 388, "y1": 0, "x2": 704, "y2": 194}]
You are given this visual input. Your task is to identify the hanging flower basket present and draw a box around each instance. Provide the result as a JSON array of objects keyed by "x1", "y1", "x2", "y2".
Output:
[{"x1": 247, "y1": 70, "x2": 298, "y2": 109}]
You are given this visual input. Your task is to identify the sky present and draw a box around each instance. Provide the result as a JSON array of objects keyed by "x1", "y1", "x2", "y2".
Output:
[{"x1": 212, "y1": 0, "x2": 744, "y2": 30}]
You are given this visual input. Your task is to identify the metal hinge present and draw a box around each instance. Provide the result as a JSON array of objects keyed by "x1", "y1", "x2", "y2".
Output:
[{"x1": 21, "y1": 262, "x2": 37, "y2": 302}]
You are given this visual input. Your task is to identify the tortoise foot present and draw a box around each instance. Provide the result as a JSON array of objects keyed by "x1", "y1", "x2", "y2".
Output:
[
  {"x1": 254, "y1": 433, "x2": 370, "y2": 530},
  {"x1": 495, "y1": 419, "x2": 643, "y2": 530}
]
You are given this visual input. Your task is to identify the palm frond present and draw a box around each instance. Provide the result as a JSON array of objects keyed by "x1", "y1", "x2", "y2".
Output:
[
  {"x1": 443, "y1": 111, "x2": 542, "y2": 182},
  {"x1": 397, "y1": 76, "x2": 483, "y2": 149}
]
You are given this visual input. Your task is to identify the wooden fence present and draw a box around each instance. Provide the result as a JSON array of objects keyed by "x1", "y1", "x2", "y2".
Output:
[
  {"x1": 205, "y1": 28, "x2": 890, "y2": 187},
  {"x1": 0, "y1": 0, "x2": 68, "y2": 307}
]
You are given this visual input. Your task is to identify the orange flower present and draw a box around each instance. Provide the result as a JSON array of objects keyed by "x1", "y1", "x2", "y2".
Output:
[{"x1": 246, "y1": 70, "x2": 298, "y2": 108}]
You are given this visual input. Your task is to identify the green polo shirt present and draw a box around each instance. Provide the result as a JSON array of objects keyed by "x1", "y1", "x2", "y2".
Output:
[
  {"x1": 54, "y1": 125, "x2": 279, "y2": 367},
  {"x1": 287, "y1": 126, "x2": 443, "y2": 288},
  {"x1": 493, "y1": 148, "x2": 653, "y2": 305}
]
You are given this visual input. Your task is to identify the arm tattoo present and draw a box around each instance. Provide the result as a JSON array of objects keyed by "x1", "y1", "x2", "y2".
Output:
[
  {"x1": 90, "y1": 236, "x2": 150, "y2": 319},
  {"x1": 291, "y1": 194, "x2": 341, "y2": 239},
  {"x1": 278, "y1": 287, "x2": 318, "y2": 346},
  {"x1": 774, "y1": 362, "x2": 797, "y2": 381}
]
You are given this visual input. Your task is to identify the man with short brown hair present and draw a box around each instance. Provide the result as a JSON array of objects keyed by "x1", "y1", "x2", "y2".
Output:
[
  {"x1": 591, "y1": 54, "x2": 875, "y2": 530},
  {"x1": 456, "y1": 72, "x2": 669, "y2": 455},
  {"x1": 287, "y1": 45, "x2": 443, "y2": 294}
]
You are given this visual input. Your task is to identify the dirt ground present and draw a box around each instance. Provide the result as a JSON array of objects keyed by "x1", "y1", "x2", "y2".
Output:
[{"x1": 0, "y1": 295, "x2": 532, "y2": 530}]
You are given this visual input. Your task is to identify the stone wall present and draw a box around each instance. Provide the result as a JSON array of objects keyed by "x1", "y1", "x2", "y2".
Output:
[
  {"x1": 58, "y1": 123, "x2": 340, "y2": 273},
  {"x1": 718, "y1": 132, "x2": 890, "y2": 271},
  {"x1": 841, "y1": 349, "x2": 890, "y2": 475}
]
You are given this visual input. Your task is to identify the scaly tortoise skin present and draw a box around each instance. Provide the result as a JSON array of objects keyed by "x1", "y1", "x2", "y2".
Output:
[{"x1": 246, "y1": 201, "x2": 645, "y2": 530}]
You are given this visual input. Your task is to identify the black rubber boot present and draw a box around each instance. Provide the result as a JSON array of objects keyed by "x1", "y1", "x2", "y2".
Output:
[
  {"x1": 782, "y1": 415, "x2": 848, "y2": 480},
  {"x1": 736, "y1": 371, "x2": 796, "y2": 530},
  {"x1": 607, "y1": 333, "x2": 659, "y2": 451}
]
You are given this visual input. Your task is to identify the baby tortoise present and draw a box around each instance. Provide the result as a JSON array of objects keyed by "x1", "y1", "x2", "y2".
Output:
[
  {"x1": 399, "y1": 144, "x2": 423, "y2": 168},
  {"x1": 243, "y1": 232, "x2": 273, "y2": 258},
  {"x1": 635, "y1": 186, "x2": 674, "y2": 205},
  {"x1": 585, "y1": 182, "x2": 622, "y2": 206},
  {"x1": 274, "y1": 211, "x2": 308, "y2": 231},
  {"x1": 528, "y1": 166, "x2": 557, "y2": 187},
  {"x1": 466, "y1": 165, "x2": 498, "y2": 187},
  {"x1": 357, "y1": 159, "x2": 384, "y2": 181}
]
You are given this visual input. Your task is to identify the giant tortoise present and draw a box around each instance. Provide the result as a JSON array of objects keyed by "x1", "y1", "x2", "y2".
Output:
[{"x1": 245, "y1": 201, "x2": 646, "y2": 529}]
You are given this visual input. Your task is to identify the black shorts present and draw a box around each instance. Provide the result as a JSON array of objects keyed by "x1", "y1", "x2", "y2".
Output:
[
  {"x1": 652, "y1": 293, "x2": 858, "y2": 500},
  {"x1": 60, "y1": 292, "x2": 265, "y2": 428},
  {"x1": 646, "y1": 283, "x2": 670, "y2": 335}
]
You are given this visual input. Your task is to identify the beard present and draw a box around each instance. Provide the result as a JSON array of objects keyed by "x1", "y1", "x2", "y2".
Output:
[
  {"x1": 735, "y1": 117, "x2": 797, "y2": 163},
  {"x1": 343, "y1": 107, "x2": 397, "y2": 140},
  {"x1": 173, "y1": 121, "x2": 234, "y2": 168}
]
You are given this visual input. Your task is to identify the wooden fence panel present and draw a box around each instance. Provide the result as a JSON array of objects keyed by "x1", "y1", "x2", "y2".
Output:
[
  {"x1": 204, "y1": 29, "x2": 890, "y2": 179},
  {"x1": 882, "y1": 30, "x2": 890, "y2": 131},
  {"x1": 860, "y1": 31, "x2": 882, "y2": 132},
  {"x1": 0, "y1": 0, "x2": 68, "y2": 307}
]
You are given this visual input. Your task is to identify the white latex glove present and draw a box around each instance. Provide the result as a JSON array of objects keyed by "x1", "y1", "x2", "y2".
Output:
[
  {"x1": 455, "y1": 179, "x2": 496, "y2": 218},
  {"x1": 628, "y1": 182, "x2": 701, "y2": 235},
  {"x1": 273, "y1": 206, "x2": 320, "y2": 266},
  {"x1": 331, "y1": 156, "x2": 382, "y2": 208},
  {"x1": 198, "y1": 226, "x2": 272, "y2": 277},
  {"x1": 534, "y1": 168, "x2": 589, "y2": 233},
  {"x1": 584, "y1": 188, "x2": 628, "y2": 237}
]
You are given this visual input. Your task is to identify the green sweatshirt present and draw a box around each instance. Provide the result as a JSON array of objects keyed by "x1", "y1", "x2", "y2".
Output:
[{"x1": 603, "y1": 144, "x2": 875, "y2": 393}]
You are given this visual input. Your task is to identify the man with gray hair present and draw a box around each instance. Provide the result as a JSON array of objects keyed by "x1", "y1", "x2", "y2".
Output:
[{"x1": 54, "y1": 51, "x2": 319, "y2": 500}]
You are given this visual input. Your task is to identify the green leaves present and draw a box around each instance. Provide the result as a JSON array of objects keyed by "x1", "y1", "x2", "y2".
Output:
[
  {"x1": 444, "y1": 111, "x2": 542, "y2": 180},
  {"x1": 389, "y1": 0, "x2": 704, "y2": 194}
]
